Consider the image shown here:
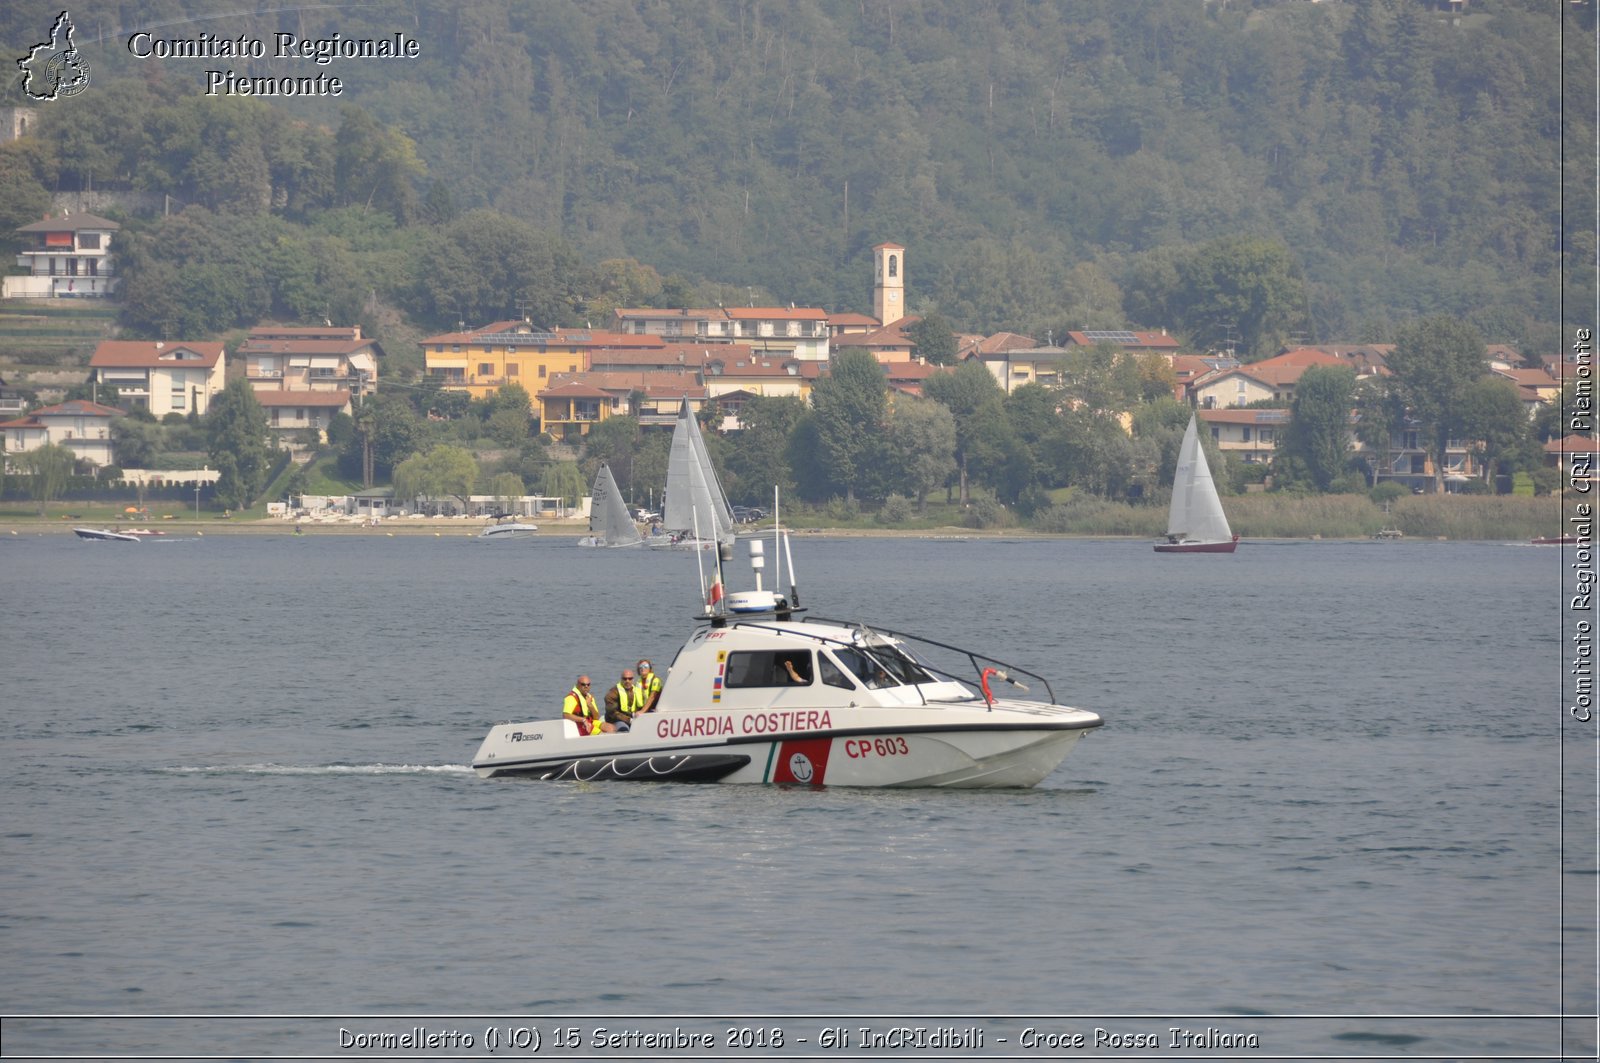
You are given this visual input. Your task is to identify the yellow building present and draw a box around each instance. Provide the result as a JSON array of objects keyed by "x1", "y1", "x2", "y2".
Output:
[{"x1": 421, "y1": 321, "x2": 662, "y2": 406}]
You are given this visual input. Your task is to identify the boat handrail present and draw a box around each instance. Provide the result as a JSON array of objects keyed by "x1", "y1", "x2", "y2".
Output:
[{"x1": 722, "y1": 615, "x2": 1057, "y2": 707}]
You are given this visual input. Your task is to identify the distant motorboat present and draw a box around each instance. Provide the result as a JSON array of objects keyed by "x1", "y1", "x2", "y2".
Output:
[
  {"x1": 74, "y1": 527, "x2": 144, "y2": 542},
  {"x1": 1155, "y1": 415, "x2": 1238, "y2": 554},
  {"x1": 1531, "y1": 535, "x2": 1578, "y2": 545},
  {"x1": 479, "y1": 515, "x2": 538, "y2": 540}
]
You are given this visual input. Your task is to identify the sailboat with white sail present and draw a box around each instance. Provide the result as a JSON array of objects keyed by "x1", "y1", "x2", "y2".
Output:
[
  {"x1": 578, "y1": 462, "x2": 644, "y2": 548},
  {"x1": 657, "y1": 401, "x2": 736, "y2": 550},
  {"x1": 1155, "y1": 414, "x2": 1239, "y2": 554}
]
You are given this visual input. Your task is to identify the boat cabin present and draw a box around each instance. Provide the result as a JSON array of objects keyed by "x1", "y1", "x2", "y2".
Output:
[{"x1": 657, "y1": 617, "x2": 974, "y2": 713}]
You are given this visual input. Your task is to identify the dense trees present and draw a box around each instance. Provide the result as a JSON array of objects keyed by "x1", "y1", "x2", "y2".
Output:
[
  {"x1": 13, "y1": 443, "x2": 75, "y2": 514},
  {"x1": 1384, "y1": 317, "x2": 1489, "y2": 493},
  {"x1": 205, "y1": 380, "x2": 273, "y2": 509},
  {"x1": 807, "y1": 349, "x2": 888, "y2": 505},
  {"x1": 2, "y1": 0, "x2": 1567, "y2": 349},
  {"x1": 1278, "y1": 365, "x2": 1358, "y2": 491}
]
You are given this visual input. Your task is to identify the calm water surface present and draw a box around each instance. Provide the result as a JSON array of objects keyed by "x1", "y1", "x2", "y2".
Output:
[{"x1": 1, "y1": 531, "x2": 1591, "y2": 1058}]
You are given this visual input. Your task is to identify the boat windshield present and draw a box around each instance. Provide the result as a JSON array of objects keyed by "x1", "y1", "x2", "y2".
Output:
[{"x1": 831, "y1": 643, "x2": 935, "y2": 689}]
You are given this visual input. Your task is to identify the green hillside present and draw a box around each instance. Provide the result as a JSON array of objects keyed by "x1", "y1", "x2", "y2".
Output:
[
  {"x1": 0, "y1": 0, "x2": 1583, "y2": 353},
  {"x1": 0, "y1": 302, "x2": 119, "y2": 395}
]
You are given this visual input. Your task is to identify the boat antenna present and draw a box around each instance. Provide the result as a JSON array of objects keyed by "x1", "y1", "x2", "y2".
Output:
[
  {"x1": 772, "y1": 485, "x2": 782, "y2": 595},
  {"x1": 783, "y1": 525, "x2": 799, "y2": 608},
  {"x1": 693, "y1": 508, "x2": 710, "y2": 613}
]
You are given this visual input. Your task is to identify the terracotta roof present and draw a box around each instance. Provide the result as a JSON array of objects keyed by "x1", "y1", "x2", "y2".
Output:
[
  {"x1": 237, "y1": 339, "x2": 376, "y2": 356},
  {"x1": 639, "y1": 381, "x2": 710, "y2": 399},
  {"x1": 254, "y1": 389, "x2": 351, "y2": 407},
  {"x1": 1494, "y1": 367, "x2": 1560, "y2": 388},
  {"x1": 0, "y1": 399, "x2": 124, "y2": 427},
  {"x1": 1172, "y1": 354, "x2": 1225, "y2": 379},
  {"x1": 17, "y1": 212, "x2": 120, "y2": 232},
  {"x1": 612, "y1": 307, "x2": 715, "y2": 319},
  {"x1": 545, "y1": 370, "x2": 709, "y2": 395},
  {"x1": 828, "y1": 311, "x2": 879, "y2": 326},
  {"x1": 708, "y1": 357, "x2": 823, "y2": 379},
  {"x1": 724, "y1": 306, "x2": 829, "y2": 321},
  {"x1": 1064, "y1": 330, "x2": 1180, "y2": 350},
  {"x1": 872, "y1": 241, "x2": 905, "y2": 250},
  {"x1": 884, "y1": 362, "x2": 950, "y2": 381},
  {"x1": 421, "y1": 325, "x2": 661, "y2": 348},
  {"x1": 90, "y1": 341, "x2": 224, "y2": 368},
  {"x1": 1198, "y1": 363, "x2": 1313, "y2": 389},
  {"x1": 538, "y1": 380, "x2": 614, "y2": 400},
  {"x1": 834, "y1": 318, "x2": 919, "y2": 350},
  {"x1": 1198, "y1": 407, "x2": 1292, "y2": 426},
  {"x1": 1256, "y1": 348, "x2": 1346, "y2": 369},
  {"x1": 974, "y1": 331, "x2": 1039, "y2": 354},
  {"x1": 1545, "y1": 434, "x2": 1597, "y2": 455}
]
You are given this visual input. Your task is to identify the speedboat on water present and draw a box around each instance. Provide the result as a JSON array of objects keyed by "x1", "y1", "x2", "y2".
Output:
[
  {"x1": 473, "y1": 526, "x2": 1103, "y2": 787},
  {"x1": 478, "y1": 515, "x2": 539, "y2": 540},
  {"x1": 74, "y1": 527, "x2": 147, "y2": 542}
]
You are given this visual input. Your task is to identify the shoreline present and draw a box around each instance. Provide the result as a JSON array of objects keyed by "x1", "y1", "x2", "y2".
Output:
[{"x1": 0, "y1": 517, "x2": 1526, "y2": 542}]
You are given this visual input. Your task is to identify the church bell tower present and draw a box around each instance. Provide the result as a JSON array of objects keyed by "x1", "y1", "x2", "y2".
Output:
[{"x1": 873, "y1": 242, "x2": 905, "y2": 325}]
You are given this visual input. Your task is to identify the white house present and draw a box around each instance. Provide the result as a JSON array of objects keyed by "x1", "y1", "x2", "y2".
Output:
[
  {"x1": 6, "y1": 211, "x2": 119, "y2": 298},
  {"x1": 256, "y1": 388, "x2": 352, "y2": 443},
  {"x1": 88, "y1": 341, "x2": 226, "y2": 418},
  {"x1": 0, "y1": 398, "x2": 122, "y2": 466}
]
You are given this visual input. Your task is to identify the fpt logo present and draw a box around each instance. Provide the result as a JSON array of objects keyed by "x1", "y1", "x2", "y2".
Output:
[{"x1": 18, "y1": 11, "x2": 91, "y2": 101}]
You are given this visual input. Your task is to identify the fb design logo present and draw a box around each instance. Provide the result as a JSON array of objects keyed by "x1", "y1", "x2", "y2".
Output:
[
  {"x1": 787, "y1": 752, "x2": 814, "y2": 783},
  {"x1": 18, "y1": 11, "x2": 91, "y2": 101}
]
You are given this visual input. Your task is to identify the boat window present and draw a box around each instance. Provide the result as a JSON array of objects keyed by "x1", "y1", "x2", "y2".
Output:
[
  {"x1": 724, "y1": 650, "x2": 812, "y2": 688},
  {"x1": 832, "y1": 644, "x2": 936, "y2": 689},
  {"x1": 832, "y1": 647, "x2": 898, "y2": 689},
  {"x1": 819, "y1": 655, "x2": 854, "y2": 690}
]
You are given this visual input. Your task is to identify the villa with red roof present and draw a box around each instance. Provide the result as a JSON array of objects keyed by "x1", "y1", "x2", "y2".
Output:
[
  {"x1": 0, "y1": 398, "x2": 122, "y2": 466},
  {"x1": 88, "y1": 340, "x2": 226, "y2": 418},
  {"x1": 255, "y1": 389, "x2": 352, "y2": 443},
  {"x1": 611, "y1": 306, "x2": 831, "y2": 361},
  {"x1": 239, "y1": 326, "x2": 383, "y2": 401}
]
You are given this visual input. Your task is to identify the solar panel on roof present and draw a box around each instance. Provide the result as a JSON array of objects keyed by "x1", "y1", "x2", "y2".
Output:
[{"x1": 1082, "y1": 330, "x2": 1138, "y2": 343}]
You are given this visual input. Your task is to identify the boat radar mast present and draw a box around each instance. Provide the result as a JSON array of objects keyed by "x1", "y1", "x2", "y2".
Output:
[{"x1": 706, "y1": 488, "x2": 801, "y2": 620}]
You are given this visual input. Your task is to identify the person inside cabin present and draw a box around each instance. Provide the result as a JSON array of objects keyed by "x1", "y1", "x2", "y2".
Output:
[
  {"x1": 636, "y1": 660, "x2": 663, "y2": 714},
  {"x1": 779, "y1": 654, "x2": 811, "y2": 684},
  {"x1": 562, "y1": 676, "x2": 612, "y2": 736},
  {"x1": 604, "y1": 669, "x2": 646, "y2": 731}
]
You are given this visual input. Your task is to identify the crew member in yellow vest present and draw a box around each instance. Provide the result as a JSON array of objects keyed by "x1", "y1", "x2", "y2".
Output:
[
  {"x1": 562, "y1": 676, "x2": 612, "y2": 736},
  {"x1": 604, "y1": 669, "x2": 646, "y2": 731},
  {"x1": 636, "y1": 659, "x2": 663, "y2": 714}
]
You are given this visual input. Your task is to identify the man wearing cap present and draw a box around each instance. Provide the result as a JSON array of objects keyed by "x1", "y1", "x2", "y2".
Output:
[
  {"x1": 562, "y1": 676, "x2": 612, "y2": 735},
  {"x1": 604, "y1": 668, "x2": 646, "y2": 732}
]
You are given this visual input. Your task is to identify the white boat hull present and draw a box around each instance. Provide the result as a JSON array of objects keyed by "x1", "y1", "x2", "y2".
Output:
[
  {"x1": 74, "y1": 527, "x2": 143, "y2": 542},
  {"x1": 472, "y1": 702, "x2": 1099, "y2": 788},
  {"x1": 479, "y1": 522, "x2": 539, "y2": 540}
]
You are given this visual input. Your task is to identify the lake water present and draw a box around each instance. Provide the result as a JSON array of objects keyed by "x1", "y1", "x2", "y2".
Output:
[{"x1": 1, "y1": 531, "x2": 1592, "y2": 1060}]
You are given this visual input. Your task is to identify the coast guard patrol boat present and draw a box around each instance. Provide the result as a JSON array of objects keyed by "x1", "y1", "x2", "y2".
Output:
[{"x1": 471, "y1": 515, "x2": 1102, "y2": 787}]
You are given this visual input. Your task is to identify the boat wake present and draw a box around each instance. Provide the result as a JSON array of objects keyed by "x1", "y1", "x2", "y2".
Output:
[{"x1": 169, "y1": 763, "x2": 473, "y2": 776}]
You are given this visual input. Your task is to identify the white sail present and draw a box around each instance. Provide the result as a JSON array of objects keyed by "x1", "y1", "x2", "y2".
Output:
[
  {"x1": 1166, "y1": 415, "x2": 1233, "y2": 544},
  {"x1": 585, "y1": 463, "x2": 642, "y2": 547},
  {"x1": 663, "y1": 402, "x2": 734, "y2": 544}
]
